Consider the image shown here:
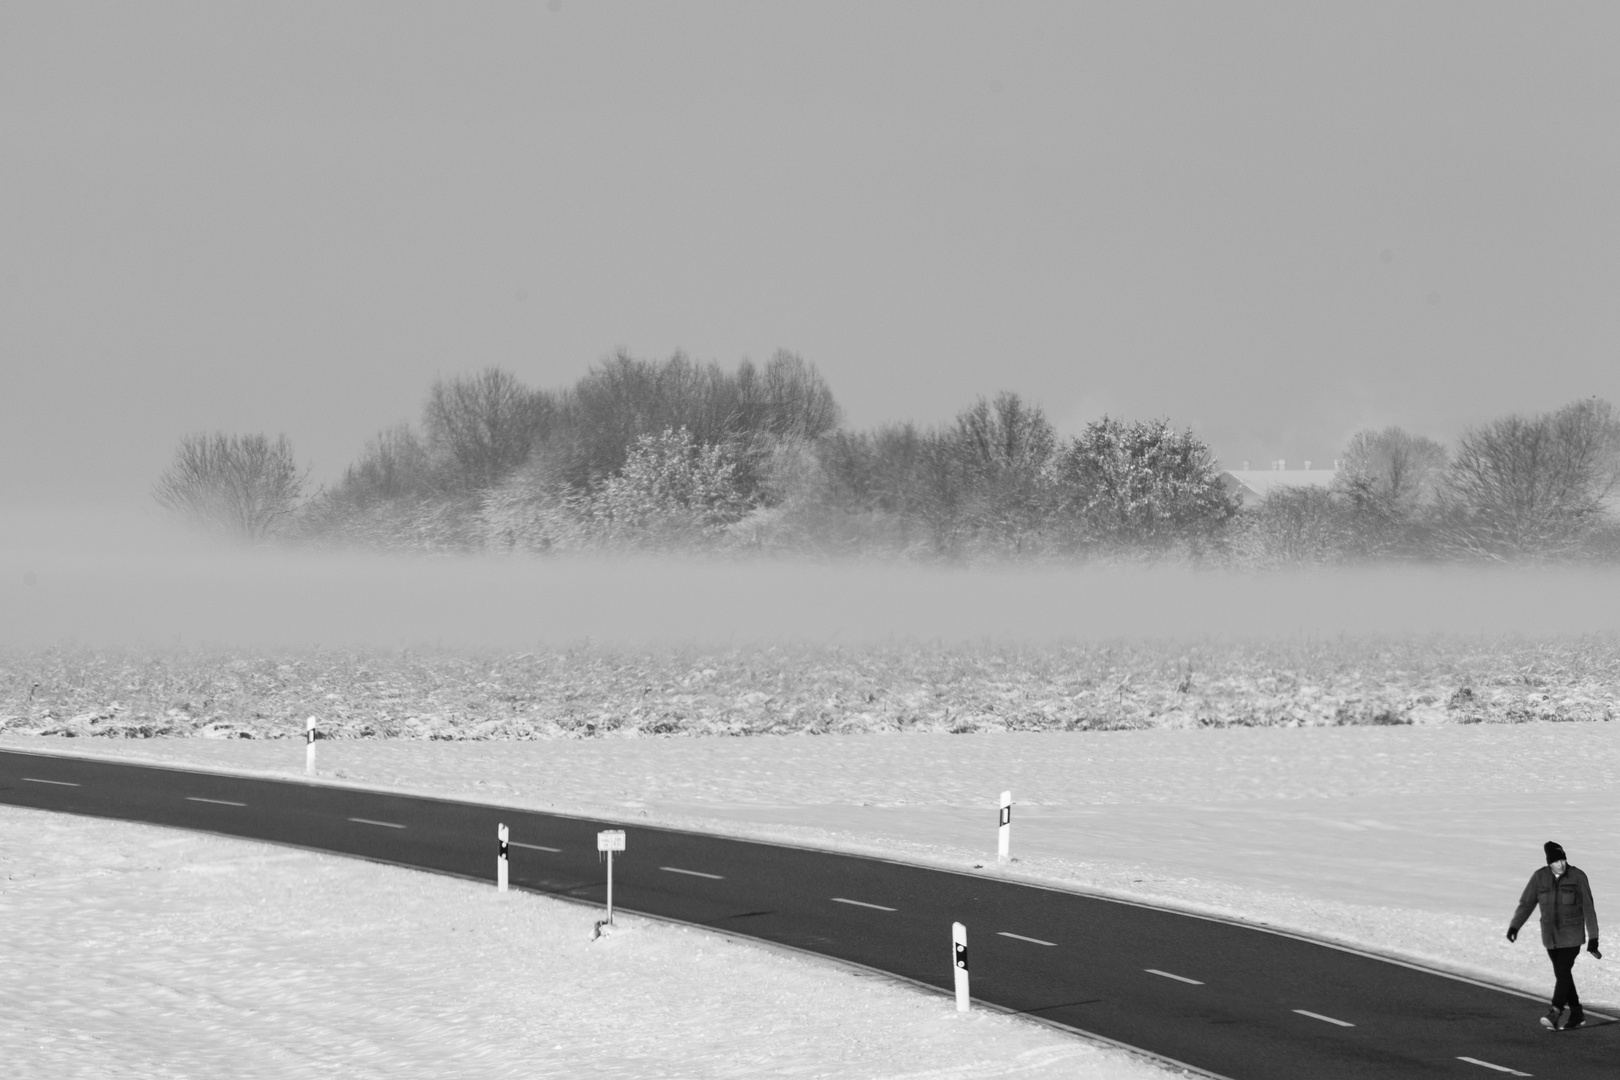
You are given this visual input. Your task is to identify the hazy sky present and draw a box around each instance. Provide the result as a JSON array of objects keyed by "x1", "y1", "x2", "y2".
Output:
[{"x1": 4, "y1": 2, "x2": 1619, "y2": 509}]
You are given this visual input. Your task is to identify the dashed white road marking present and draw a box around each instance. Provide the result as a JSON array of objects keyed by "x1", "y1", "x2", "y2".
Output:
[
  {"x1": 0, "y1": 764, "x2": 1548, "y2": 1080},
  {"x1": 1457, "y1": 1057, "x2": 1531, "y2": 1077},
  {"x1": 1146, "y1": 969, "x2": 1204, "y2": 985},
  {"x1": 831, "y1": 897, "x2": 897, "y2": 912},
  {"x1": 1293, "y1": 1009, "x2": 1355, "y2": 1027}
]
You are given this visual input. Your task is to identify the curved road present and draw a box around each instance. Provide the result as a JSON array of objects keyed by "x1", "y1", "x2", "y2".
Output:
[{"x1": 2, "y1": 747, "x2": 1611, "y2": 1079}]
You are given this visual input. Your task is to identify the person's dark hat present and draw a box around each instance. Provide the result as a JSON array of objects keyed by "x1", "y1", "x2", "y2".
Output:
[{"x1": 1545, "y1": 841, "x2": 1568, "y2": 864}]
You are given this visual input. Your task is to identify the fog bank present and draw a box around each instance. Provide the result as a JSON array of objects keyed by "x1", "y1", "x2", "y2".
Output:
[{"x1": 0, "y1": 508, "x2": 1615, "y2": 651}]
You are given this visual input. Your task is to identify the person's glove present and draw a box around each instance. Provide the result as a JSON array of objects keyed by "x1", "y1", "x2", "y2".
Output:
[
  {"x1": 1506, "y1": 927, "x2": 1518, "y2": 943},
  {"x1": 1588, "y1": 938, "x2": 1602, "y2": 959}
]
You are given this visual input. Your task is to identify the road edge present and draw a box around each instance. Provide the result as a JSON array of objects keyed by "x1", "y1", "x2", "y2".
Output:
[{"x1": 3, "y1": 739, "x2": 1610, "y2": 1021}]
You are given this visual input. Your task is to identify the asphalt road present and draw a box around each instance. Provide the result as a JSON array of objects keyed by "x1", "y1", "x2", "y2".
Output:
[{"x1": 2, "y1": 747, "x2": 1612, "y2": 1079}]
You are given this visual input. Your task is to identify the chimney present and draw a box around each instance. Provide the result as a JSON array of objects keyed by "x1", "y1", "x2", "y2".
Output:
[
  {"x1": 1304, "y1": 459, "x2": 1312, "y2": 471},
  {"x1": 1278, "y1": 459, "x2": 1287, "y2": 471},
  {"x1": 1242, "y1": 460, "x2": 1250, "y2": 470}
]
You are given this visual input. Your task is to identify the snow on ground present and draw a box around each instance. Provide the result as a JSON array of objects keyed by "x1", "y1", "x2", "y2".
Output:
[
  {"x1": 11, "y1": 720, "x2": 1620, "y2": 1021},
  {"x1": 9, "y1": 635, "x2": 1620, "y2": 739},
  {"x1": 0, "y1": 804, "x2": 1169, "y2": 1080}
]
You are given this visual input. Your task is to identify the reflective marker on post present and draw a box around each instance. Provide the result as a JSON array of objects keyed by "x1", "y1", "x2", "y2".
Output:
[
  {"x1": 997, "y1": 790, "x2": 1011, "y2": 863},
  {"x1": 305, "y1": 717, "x2": 317, "y2": 775},
  {"x1": 497, "y1": 823, "x2": 509, "y2": 893},
  {"x1": 952, "y1": 922, "x2": 970, "y2": 1012}
]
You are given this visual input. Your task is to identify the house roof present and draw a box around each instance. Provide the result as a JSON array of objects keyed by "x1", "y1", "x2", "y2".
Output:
[{"x1": 1219, "y1": 469, "x2": 1338, "y2": 503}]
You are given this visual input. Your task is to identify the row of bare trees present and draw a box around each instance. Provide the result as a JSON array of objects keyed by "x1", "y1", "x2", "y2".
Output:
[
  {"x1": 151, "y1": 356, "x2": 1620, "y2": 561},
  {"x1": 304, "y1": 372, "x2": 1240, "y2": 558},
  {"x1": 296, "y1": 350, "x2": 844, "y2": 551},
  {"x1": 791, "y1": 400, "x2": 1237, "y2": 558},
  {"x1": 1246, "y1": 399, "x2": 1620, "y2": 563}
]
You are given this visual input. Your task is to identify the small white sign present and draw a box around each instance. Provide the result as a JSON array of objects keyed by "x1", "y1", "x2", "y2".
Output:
[{"x1": 597, "y1": 829, "x2": 626, "y2": 852}]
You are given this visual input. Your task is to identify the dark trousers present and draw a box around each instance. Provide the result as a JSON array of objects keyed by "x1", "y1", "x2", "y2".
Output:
[{"x1": 1548, "y1": 946, "x2": 1583, "y2": 1016}]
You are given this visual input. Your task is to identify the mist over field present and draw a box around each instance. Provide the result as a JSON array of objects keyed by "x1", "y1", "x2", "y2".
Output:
[{"x1": 6, "y1": 505, "x2": 1620, "y2": 651}]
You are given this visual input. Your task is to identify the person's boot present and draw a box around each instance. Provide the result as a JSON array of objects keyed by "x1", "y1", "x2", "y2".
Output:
[{"x1": 1541, "y1": 1007, "x2": 1564, "y2": 1030}]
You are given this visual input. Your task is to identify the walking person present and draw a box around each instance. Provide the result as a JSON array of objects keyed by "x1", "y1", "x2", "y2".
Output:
[{"x1": 1507, "y1": 841, "x2": 1601, "y2": 1030}]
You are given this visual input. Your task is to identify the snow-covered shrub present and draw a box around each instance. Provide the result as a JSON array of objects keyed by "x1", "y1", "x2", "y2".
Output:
[
  {"x1": 580, "y1": 428, "x2": 753, "y2": 550},
  {"x1": 1230, "y1": 487, "x2": 1359, "y2": 567},
  {"x1": 479, "y1": 454, "x2": 592, "y2": 553}
]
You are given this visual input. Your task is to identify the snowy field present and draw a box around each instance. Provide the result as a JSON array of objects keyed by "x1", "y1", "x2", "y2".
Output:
[
  {"x1": 8, "y1": 634, "x2": 1620, "y2": 739},
  {"x1": 8, "y1": 718, "x2": 1618, "y2": 1079},
  {"x1": 0, "y1": 804, "x2": 1164, "y2": 1080},
  {"x1": 7, "y1": 543, "x2": 1620, "y2": 1074}
]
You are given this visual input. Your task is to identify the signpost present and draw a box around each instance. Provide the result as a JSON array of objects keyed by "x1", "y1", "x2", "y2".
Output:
[
  {"x1": 597, "y1": 829, "x2": 626, "y2": 926},
  {"x1": 305, "y1": 717, "x2": 317, "y2": 775},
  {"x1": 997, "y1": 790, "x2": 1012, "y2": 863},
  {"x1": 952, "y1": 922, "x2": 970, "y2": 1012},
  {"x1": 497, "y1": 823, "x2": 509, "y2": 893}
]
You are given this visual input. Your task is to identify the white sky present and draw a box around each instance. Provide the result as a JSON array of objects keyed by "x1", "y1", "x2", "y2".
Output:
[{"x1": 4, "y1": 2, "x2": 1619, "y2": 507}]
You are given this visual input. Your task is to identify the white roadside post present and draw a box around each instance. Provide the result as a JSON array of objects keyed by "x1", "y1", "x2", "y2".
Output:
[
  {"x1": 305, "y1": 717, "x2": 317, "y2": 775},
  {"x1": 597, "y1": 829, "x2": 626, "y2": 926},
  {"x1": 952, "y1": 922, "x2": 970, "y2": 1012},
  {"x1": 497, "y1": 823, "x2": 509, "y2": 893},
  {"x1": 997, "y1": 790, "x2": 1012, "y2": 863}
]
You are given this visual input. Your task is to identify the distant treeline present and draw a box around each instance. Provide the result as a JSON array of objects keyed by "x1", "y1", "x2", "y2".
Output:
[{"x1": 153, "y1": 351, "x2": 1620, "y2": 563}]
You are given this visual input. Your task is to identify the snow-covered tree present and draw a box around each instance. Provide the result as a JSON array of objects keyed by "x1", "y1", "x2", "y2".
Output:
[
  {"x1": 1444, "y1": 398, "x2": 1620, "y2": 557},
  {"x1": 584, "y1": 428, "x2": 752, "y2": 548},
  {"x1": 1051, "y1": 417, "x2": 1237, "y2": 551}
]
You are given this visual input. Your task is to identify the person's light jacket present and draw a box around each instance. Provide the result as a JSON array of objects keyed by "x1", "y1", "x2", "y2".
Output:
[{"x1": 1511, "y1": 865, "x2": 1600, "y2": 950}]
